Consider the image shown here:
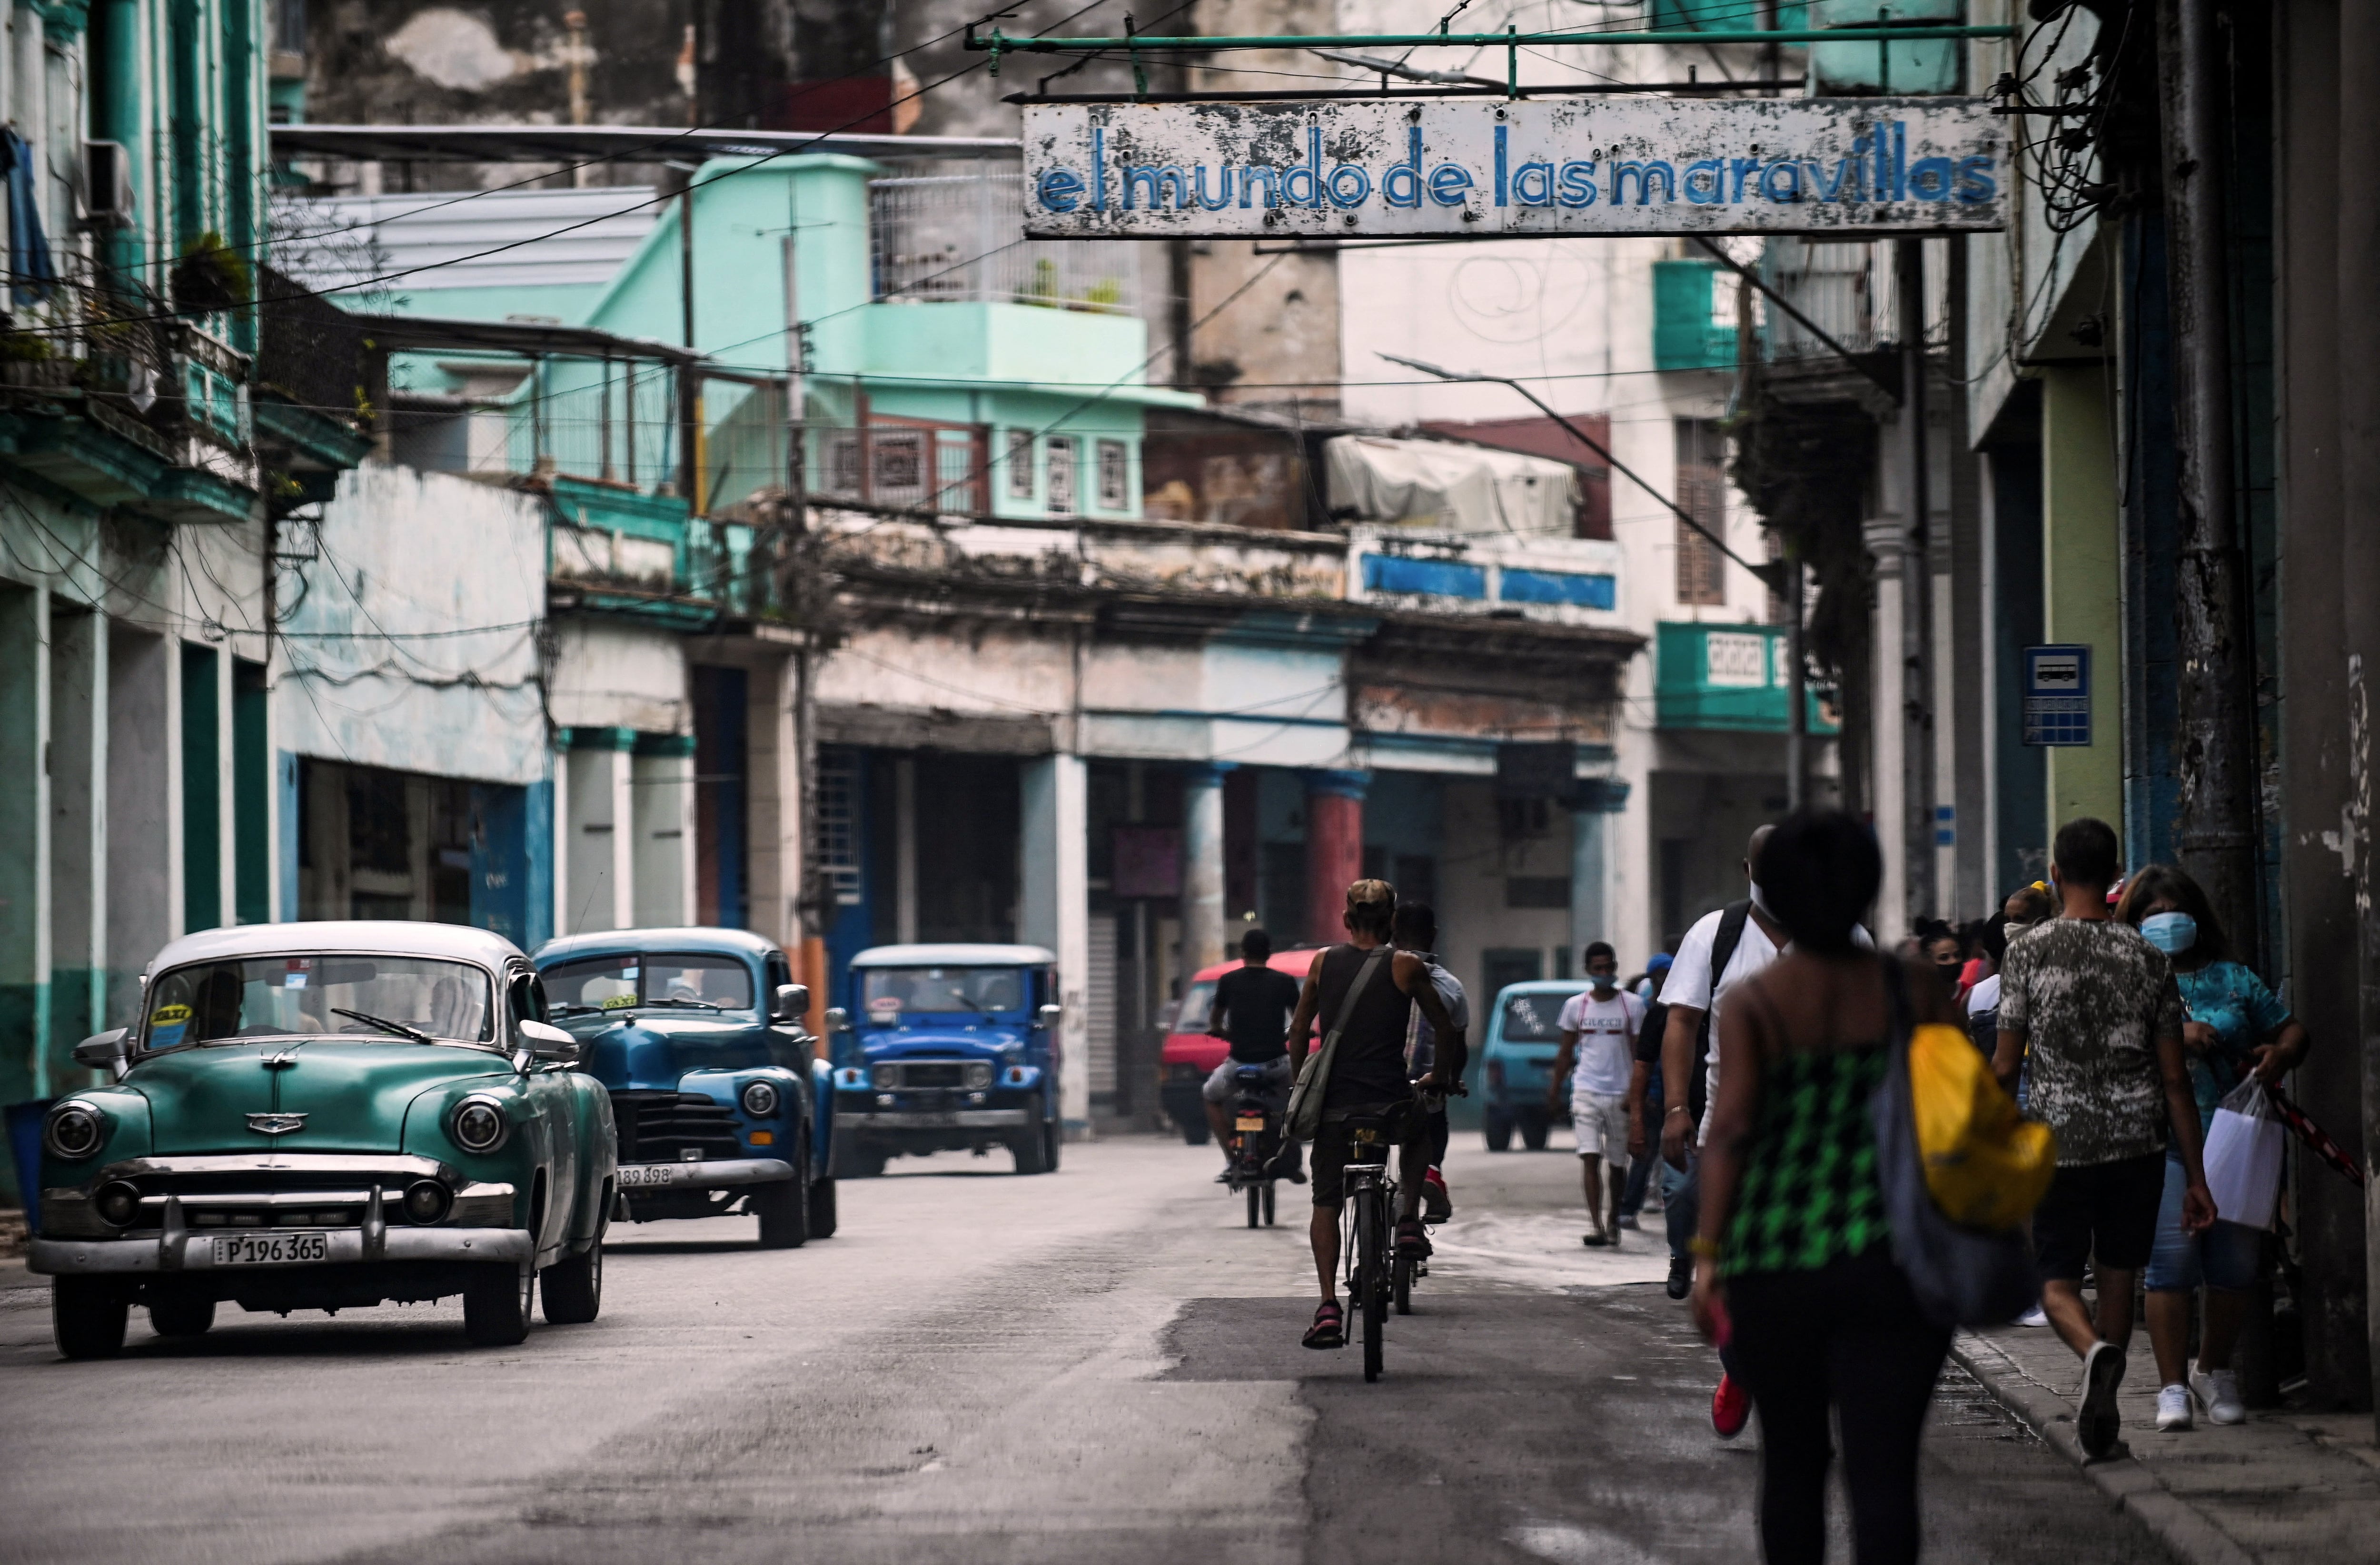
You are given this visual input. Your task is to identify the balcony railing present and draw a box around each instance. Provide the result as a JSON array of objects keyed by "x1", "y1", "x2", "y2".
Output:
[{"x1": 870, "y1": 169, "x2": 1140, "y2": 315}]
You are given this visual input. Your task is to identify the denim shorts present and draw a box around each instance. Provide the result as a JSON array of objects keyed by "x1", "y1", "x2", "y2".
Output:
[{"x1": 2145, "y1": 1154, "x2": 2266, "y2": 1293}]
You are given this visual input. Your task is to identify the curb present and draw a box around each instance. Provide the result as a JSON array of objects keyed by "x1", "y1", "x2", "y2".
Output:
[{"x1": 1949, "y1": 1334, "x2": 2256, "y2": 1565}]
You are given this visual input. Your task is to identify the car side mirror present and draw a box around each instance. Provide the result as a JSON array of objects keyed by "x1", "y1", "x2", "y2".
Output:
[
  {"x1": 519, "y1": 1018, "x2": 583, "y2": 1065},
  {"x1": 73, "y1": 1028, "x2": 128, "y2": 1077},
  {"x1": 774, "y1": 983, "x2": 809, "y2": 1022},
  {"x1": 823, "y1": 1006, "x2": 851, "y2": 1033},
  {"x1": 1036, "y1": 1002, "x2": 1062, "y2": 1029}
]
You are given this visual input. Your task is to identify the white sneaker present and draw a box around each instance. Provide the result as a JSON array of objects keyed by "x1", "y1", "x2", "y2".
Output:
[
  {"x1": 2192, "y1": 1367, "x2": 2246, "y2": 1425},
  {"x1": 2017, "y1": 1304, "x2": 2050, "y2": 1327},
  {"x1": 2155, "y1": 1384, "x2": 2194, "y2": 1432}
]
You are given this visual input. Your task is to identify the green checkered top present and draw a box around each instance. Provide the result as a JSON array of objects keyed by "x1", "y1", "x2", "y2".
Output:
[{"x1": 1720, "y1": 1045, "x2": 1893, "y2": 1278}]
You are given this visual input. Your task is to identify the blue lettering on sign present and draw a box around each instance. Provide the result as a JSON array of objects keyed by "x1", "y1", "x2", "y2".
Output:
[{"x1": 1028, "y1": 119, "x2": 1993, "y2": 218}]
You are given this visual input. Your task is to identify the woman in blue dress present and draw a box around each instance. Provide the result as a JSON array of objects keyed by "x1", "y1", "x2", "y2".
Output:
[{"x1": 2115, "y1": 864, "x2": 2309, "y2": 1431}]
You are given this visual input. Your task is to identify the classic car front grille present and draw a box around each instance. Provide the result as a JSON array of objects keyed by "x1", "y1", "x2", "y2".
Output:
[
  {"x1": 610, "y1": 1090, "x2": 744, "y2": 1164},
  {"x1": 895, "y1": 1061, "x2": 967, "y2": 1090}
]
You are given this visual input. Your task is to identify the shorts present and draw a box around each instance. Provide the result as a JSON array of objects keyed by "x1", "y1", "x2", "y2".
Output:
[
  {"x1": 1203, "y1": 1054, "x2": 1292, "y2": 1105},
  {"x1": 1571, "y1": 1088, "x2": 1630, "y2": 1168},
  {"x1": 1310, "y1": 1101, "x2": 1418, "y2": 1208},
  {"x1": 2032, "y1": 1151, "x2": 2166, "y2": 1283},
  {"x1": 2145, "y1": 1154, "x2": 2265, "y2": 1293}
]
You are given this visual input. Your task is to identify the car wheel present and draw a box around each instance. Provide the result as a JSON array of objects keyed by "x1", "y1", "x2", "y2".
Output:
[
  {"x1": 1483, "y1": 1109, "x2": 1514, "y2": 1153},
  {"x1": 754, "y1": 1176, "x2": 811, "y2": 1249},
  {"x1": 463, "y1": 1262, "x2": 533, "y2": 1347},
  {"x1": 52, "y1": 1278, "x2": 128, "y2": 1360},
  {"x1": 1518, "y1": 1110, "x2": 1551, "y2": 1151},
  {"x1": 1180, "y1": 1119, "x2": 1210, "y2": 1146},
  {"x1": 806, "y1": 1176, "x2": 838, "y2": 1239},
  {"x1": 149, "y1": 1293, "x2": 217, "y2": 1338},
  {"x1": 843, "y1": 1147, "x2": 889, "y2": 1179},
  {"x1": 1012, "y1": 1109, "x2": 1052, "y2": 1175},
  {"x1": 541, "y1": 1239, "x2": 603, "y2": 1325},
  {"x1": 1043, "y1": 1118, "x2": 1062, "y2": 1172}
]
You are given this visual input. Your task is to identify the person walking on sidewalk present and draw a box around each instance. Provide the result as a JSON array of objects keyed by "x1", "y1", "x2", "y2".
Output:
[
  {"x1": 2116, "y1": 863, "x2": 2310, "y2": 1431},
  {"x1": 1993, "y1": 818, "x2": 2215, "y2": 1459},
  {"x1": 1618, "y1": 951, "x2": 1674, "y2": 1234},
  {"x1": 1547, "y1": 941, "x2": 1643, "y2": 1248},
  {"x1": 1691, "y1": 809, "x2": 1962, "y2": 1565},
  {"x1": 1660, "y1": 823, "x2": 1872, "y2": 1436}
]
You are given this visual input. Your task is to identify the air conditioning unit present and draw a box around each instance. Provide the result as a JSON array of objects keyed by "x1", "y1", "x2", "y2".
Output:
[{"x1": 82, "y1": 140, "x2": 132, "y2": 227}]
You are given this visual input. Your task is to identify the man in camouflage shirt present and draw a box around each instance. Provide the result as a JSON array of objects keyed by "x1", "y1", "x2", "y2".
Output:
[{"x1": 1994, "y1": 817, "x2": 2213, "y2": 1459}]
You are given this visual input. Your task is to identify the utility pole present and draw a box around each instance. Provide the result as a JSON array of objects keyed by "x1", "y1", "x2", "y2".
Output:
[
  {"x1": 1897, "y1": 236, "x2": 1934, "y2": 924},
  {"x1": 2157, "y1": 0, "x2": 2260, "y2": 955},
  {"x1": 675, "y1": 165, "x2": 703, "y2": 514}
]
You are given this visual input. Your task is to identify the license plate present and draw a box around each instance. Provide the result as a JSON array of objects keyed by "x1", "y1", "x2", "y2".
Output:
[
  {"x1": 907, "y1": 1112, "x2": 958, "y2": 1127},
  {"x1": 211, "y1": 1231, "x2": 331, "y2": 1266},
  {"x1": 619, "y1": 1164, "x2": 688, "y2": 1188},
  {"x1": 1235, "y1": 1116, "x2": 1267, "y2": 1131}
]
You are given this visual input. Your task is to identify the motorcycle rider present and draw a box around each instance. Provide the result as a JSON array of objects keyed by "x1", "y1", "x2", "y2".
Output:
[{"x1": 1202, "y1": 926, "x2": 1305, "y2": 1182}]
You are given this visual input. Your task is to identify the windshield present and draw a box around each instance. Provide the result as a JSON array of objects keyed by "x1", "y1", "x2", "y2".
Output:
[
  {"x1": 143, "y1": 956, "x2": 495, "y2": 1049},
  {"x1": 861, "y1": 966, "x2": 1028, "y2": 1020},
  {"x1": 1499, "y1": 992, "x2": 1570, "y2": 1044},
  {"x1": 1173, "y1": 981, "x2": 1216, "y2": 1035},
  {"x1": 542, "y1": 952, "x2": 756, "y2": 1016}
]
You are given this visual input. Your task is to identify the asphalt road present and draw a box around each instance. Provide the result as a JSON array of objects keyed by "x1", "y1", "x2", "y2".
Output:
[{"x1": 0, "y1": 1134, "x2": 2172, "y2": 1565}]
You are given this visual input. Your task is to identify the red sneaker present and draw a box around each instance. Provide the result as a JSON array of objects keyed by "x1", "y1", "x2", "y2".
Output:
[
  {"x1": 1711, "y1": 1373, "x2": 1751, "y2": 1439},
  {"x1": 1422, "y1": 1167, "x2": 1452, "y2": 1222}
]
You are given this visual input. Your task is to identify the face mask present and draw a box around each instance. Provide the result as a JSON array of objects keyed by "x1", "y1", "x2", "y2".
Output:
[{"x1": 2140, "y1": 912, "x2": 2198, "y2": 954}]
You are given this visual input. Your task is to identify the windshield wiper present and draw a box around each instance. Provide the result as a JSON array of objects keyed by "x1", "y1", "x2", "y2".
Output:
[
  {"x1": 643, "y1": 995, "x2": 729, "y2": 1010},
  {"x1": 330, "y1": 1007, "x2": 436, "y2": 1044}
]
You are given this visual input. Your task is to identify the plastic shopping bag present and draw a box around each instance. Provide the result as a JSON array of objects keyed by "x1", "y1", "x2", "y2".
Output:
[{"x1": 2202, "y1": 1075, "x2": 2286, "y2": 1231}]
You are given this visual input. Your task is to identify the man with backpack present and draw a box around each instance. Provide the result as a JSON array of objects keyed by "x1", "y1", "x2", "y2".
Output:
[{"x1": 1658, "y1": 823, "x2": 1872, "y2": 1436}]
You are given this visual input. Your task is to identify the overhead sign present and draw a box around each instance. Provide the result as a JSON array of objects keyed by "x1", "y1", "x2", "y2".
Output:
[
  {"x1": 1022, "y1": 98, "x2": 2005, "y2": 240},
  {"x1": 2022, "y1": 644, "x2": 2091, "y2": 747}
]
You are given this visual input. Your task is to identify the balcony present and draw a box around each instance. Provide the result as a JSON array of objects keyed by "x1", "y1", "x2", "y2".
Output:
[
  {"x1": 1655, "y1": 621, "x2": 1837, "y2": 733},
  {"x1": 1347, "y1": 529, "x2": 1623, "y2": 627}
]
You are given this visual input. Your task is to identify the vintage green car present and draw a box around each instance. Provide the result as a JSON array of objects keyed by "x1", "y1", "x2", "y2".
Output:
[{"x1": 29, "y1": 922, "x2": 616, "y2": 1358}]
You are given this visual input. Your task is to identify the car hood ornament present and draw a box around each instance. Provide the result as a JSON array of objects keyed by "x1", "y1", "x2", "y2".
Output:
[{"x1": 246, "y1": 1112, "x2": 307, "y2": 1135}]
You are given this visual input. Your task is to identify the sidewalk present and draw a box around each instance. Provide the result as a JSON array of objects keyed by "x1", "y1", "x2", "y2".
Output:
[{"x1": 1954, "y1": 1324, "x2": 2380, "y2": 1565}]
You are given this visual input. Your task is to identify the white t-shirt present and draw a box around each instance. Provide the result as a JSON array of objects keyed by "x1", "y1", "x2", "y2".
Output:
[
  {"x1": 1403, "y1": 959, "x2": 1469, "y2": 1074},
  {"x1": 1557, "y1": 988, "x2": 1643, "y2": 1098},
  {"x1": 1665, "y1": 901, "x2": 1873, "y2": 1145},
  {"x1": 1965, "y1": 972, "x2": 2002, "y2": 1017}
]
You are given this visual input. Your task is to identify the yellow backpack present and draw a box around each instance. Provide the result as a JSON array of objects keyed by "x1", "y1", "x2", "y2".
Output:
[{"x1": 1906, "y1": 1022, "x2": 2057, "y2": 1230}]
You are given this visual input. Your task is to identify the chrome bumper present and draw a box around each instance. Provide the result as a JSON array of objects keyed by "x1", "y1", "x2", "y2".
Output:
[
  {"x1": 29, "y1": 1226, "x2": 534, "y2": 1276},
  {"x1": 615, "y1": 1157, "x2": 793, "y2": 1193},
  {"x1": 843, "y1": 1109, "x2": 1031, "y2": 1130}
]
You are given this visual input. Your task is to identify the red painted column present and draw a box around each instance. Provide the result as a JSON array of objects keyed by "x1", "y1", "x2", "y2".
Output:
[{"x1": 1303, "y1": 770, "x2": 1369, "y2": 945}]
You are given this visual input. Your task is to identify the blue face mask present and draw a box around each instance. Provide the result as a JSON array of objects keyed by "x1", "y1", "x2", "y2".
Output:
[{"x1": 2140, "y1": 911, "x2": 2198, "y2": 954}]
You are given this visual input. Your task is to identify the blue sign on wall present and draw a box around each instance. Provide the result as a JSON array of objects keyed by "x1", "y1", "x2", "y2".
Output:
[{"x1": 2022, "y1": 644, "x2": 2091, "y2": 746}]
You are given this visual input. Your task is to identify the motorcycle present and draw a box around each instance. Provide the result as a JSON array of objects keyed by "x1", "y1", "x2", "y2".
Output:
[{"x1": 1223, "y1": 1063, "x2": 1285, "y2": 1228}]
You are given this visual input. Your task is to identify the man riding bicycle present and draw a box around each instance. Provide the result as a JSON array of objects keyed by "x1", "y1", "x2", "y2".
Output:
[
  {"x1": 1201, "y1": 926, "x2": 1304, "y2": 1182},
  {"x1": 1287, "y1": 880, "x2": 1467, "y2": 1350}
]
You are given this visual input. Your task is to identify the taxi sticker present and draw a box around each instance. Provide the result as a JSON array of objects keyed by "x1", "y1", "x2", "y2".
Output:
[
  {"x1": 149, "y1": 1002, "x2": 192, "y2": 1048},
  {"x1": 601, "y1": 993, "x2": 639, "y2": 1010},
  {"x1": 285, "y1": 958, "x2": 311, "y2": 989}
]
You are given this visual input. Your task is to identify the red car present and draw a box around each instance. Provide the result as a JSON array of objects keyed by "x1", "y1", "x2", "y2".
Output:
[{"x1": 1157, "y1": 948, "x2": 1322, "y2": 1143}]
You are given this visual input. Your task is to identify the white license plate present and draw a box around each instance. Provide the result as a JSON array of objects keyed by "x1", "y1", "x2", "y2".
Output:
[
  {"x1": 211, "y1": 1231, "x2": 331, "y2": 1266},
  {"x1": 619, "y1": 1165, "x2": 688, "y2": 1188}
]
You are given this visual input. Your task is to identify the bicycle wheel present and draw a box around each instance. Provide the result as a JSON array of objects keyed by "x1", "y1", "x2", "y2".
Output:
[
  {"x1": 1393, "y1": 1248, "x2": 1414, "y2": 1315},
  {"x1": 1355, "y1": 1185, "x2": 1387, "y2": 1382}
]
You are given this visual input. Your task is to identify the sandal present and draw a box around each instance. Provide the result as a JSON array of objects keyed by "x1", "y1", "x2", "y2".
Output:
[{"x1": 1303, "y1": 1299, "x2": 1346, "y2": 1349}]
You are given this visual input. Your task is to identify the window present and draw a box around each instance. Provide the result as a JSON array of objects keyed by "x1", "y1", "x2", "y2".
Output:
[
  {"x1": 142, "y1": 956, "x2": 495, "y2": 1049},
  {"x1": 1096, "y1": 439, "x2": 1129, "y2": 509},
  {"x1": 860, "y1": 966, "x2": 1030, "y2": 1020},
  {"x1": 1499, "y1": 991, "x2": 1566, "y2": 1043},
  {"x1": 814, "y1": 750, "x2": 863, "y2": 906},
  {"x1": 1004, "y1": 429, "x2": 1035, "y2": 499},
  {"x1": 542, "y1": 952, "x2": 757, "y2": 1014},
  {"x1": 1046, "y1": 434, "x2": 1078, "y2": 515},
  {"x1": 1674, "y1": 418, "x2": 1727, "y2": 606}
]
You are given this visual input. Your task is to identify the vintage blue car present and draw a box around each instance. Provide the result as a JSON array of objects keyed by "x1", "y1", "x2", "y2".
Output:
[
  {"x1": 827, "y1": 943, "x2": 1063, "y2": 1177},
  {"x1": 1478, "y1": 979, "x2": 1587, "y2": 1151},
  {"x1": 535, "y1": 928, "x2": 836, "y2": 1246}
]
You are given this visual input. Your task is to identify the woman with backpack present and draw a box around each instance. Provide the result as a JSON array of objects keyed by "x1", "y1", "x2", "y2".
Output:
[{"x1": 1688, "y1": 810, "x2": 1966, "y2": 1565}]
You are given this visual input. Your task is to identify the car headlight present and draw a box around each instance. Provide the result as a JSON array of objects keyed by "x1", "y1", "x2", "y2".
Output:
[
  {"x1": 402, "y1": 1179, "x2": 452, "y2": 1225},
  {"x1": 43, "y1": 1101, "x2": 105, "y2": 1161},
  {"x1": 449, "y1": 1095, "x2": 510, "y2": 1154},
  {"x1": 740, "y1": 1080, "x2": 779, "y2": 1117},
  {"x1": 93, "y1": 1179, "x2": 141, "y2": 1227},
  {"x1": 964, "y1": 1062, "x2": 993, "y2": 1090},
  {"x1": 870, "y1": 1064, "x2": 896, "y2": 1090}
]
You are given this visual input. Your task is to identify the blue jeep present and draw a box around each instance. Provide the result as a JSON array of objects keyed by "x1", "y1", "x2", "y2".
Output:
[
  {"x1": 535, "y1": 928, "x2": 837, "y2": 1246},
  {"x1": 827, "y1": 944, "x2": 1063, "y2": 1177},
  {"x1": 1478, "y1": 979, "x2": 1587, "y2": 1152}
]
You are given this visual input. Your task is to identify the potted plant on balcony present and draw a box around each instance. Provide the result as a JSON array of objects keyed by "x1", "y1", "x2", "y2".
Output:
[
  {"x1": 0, "y1": 325, "x2": 70, "y2": 391},
  {"x1": 171, "y1": 232, "x2": 252, "y2": 316}
]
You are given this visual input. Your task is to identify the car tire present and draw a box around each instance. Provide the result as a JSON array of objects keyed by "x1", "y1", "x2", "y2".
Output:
[
  {"x1": 843, "y1": 1147, "x2": 889, "y2": 1179},
  {"x1": 541, "y1": 1240, "x2": 603, "y2": 1325},
  {"x1": 1180, "y1": 1119, "x2": 1210, "y2": 1146},
  {"x1": 1012, "y1": 1109, "x2": 1052, "y2": 1175},
  {"x1": 149, "y1": 1293, "x2": 216, "y2": 1337},
  {"x1": 1518, "y1": 1111, "x2": 1551, "y2": 1151},
  {"x1": 1043, "y1": 1117, "x2": 1062, "y2": 1173},
  {"x1": 807, "y1": 1176, "x2": 838, "y2": 1239},
  {"x1": 755, "y1": 1175, "x2": 811, "y2": 1249},
  {"x1": 52, "y1": 1278, "x2": 128, "y2": 1360},
  {"x1": 1483, "y1": 1109, "x2": 1514, "y2": 1153},
  {"x1": 463, "y1": 1262, "x2": 533, "y2": 1347}
]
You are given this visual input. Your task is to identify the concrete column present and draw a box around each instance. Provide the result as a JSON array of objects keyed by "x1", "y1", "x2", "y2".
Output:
[
  {"x1": 549, "y1": 743, "x2": 570, "y2": 941},
  {"x1": 0, "y1": 582, "x2": 52, "y2": 1105},
  {"x1": 1303, "y1": 769, "x2": 1369, "y2": 944},
  {"x1": 1021, "y1": 753, "x2": 1091, "y2": 1135},
  {"x1": 1864, "y1": 516, "x2": 1910, "y2": 945},
  {"x1": 104, "y1": 624, "x2": 172, "y2": 1021},
  {"x1": 562, "y1": 728, "x2": 637, "y2": 934},
  {"x1": 2041, "y1": 367, "x2": 2126, "y2": 837},
  {"x1": 893, "y1": 754, "x2": 918, "y2": 944},
  {"x1": 609, "y1": 746, "x2": 635, "y2": 931},
  {"x1": 1180, "y1": 762, "x2": 1230, "y2": 974},
  {"x1": 49, "y1": 605, "x2": 105, "y2": 1057},
  {"x1": 1568, "y1": 777, "x2": 1627, "y2": 960},
  {"x1": 631, "y1": 736, "x2": 696, "y2": 928}
]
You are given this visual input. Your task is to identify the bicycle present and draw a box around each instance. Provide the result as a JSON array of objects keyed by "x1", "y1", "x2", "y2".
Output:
[
  {"x1": 1337, "y1": 1097, "x2": 1418, "y2": 1383},
  {"x1": 1388, "y1": 1079, "x2": 1466, "y2": 1318},
  {"x1": 1221, "y1": 1063, "x2": 1281, "y2": 1228}
]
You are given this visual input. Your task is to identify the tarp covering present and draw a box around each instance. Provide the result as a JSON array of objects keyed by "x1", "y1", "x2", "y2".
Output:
[{"x1": 1323, "y1": 435, "x2": 1579, "y2": 535}]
